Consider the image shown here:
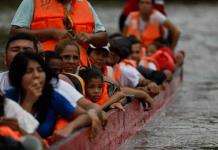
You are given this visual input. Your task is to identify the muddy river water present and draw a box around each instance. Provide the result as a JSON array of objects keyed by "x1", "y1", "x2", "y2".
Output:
[{"x1": 1, "y1": 1, "x2": 218, "y2": 150}]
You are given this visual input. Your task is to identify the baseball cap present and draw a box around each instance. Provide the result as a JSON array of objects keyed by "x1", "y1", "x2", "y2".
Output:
[{"x1": 87, "y1": 43, "x2": 111, "y2": 54}]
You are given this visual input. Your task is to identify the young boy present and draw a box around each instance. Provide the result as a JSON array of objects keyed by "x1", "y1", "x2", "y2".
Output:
[{"x1": 79, "y1": 68, "x2": 125, "y2": 111}]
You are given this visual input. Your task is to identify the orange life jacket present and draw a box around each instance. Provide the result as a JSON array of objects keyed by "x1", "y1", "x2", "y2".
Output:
[
  {"x1": 126, "y1": 11, "x2": 161, "y2": 46},
  {"x1": 139, "y1": 57, "x2": 160, "y2": 71},
  {"x1": 104, "y1": 66, "x2": 115, "y2": 81},
  {"x1": 152, "y1": 50, "x2": 176, "y2": 72},
  {"x1": 95, "y1": 82, "x2": 109, "y2": 106},
  {"x1": 114, "y1": 59, "x2": 137, "y2": 82},
  {"x1": 31, "y1": 0, "x2": 95, "y2": 66},
  {"x1": 0, "y1": 126, "x2": 21, "y2": 140}
]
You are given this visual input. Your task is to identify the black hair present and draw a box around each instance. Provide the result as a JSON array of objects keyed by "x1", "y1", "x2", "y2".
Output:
[
  {"x1": 79, "y1": 67, "x2": 103, "y2": 87},
  {"x1": 5, "y1": 33, "x2": 39, "y2": 52},
  {"x1": 0, "y1": 136, "x2": 26, "y2": 150},
  {"x1": 44, "y1": 51, "x2": 62, "y2": 62},
  {"x1": 109, "y1": 37, "x2": 132, "y2": 60},
  {"x1": 127, "y1": 35, "x2": 141, "y2": 45},
  {"x1": 9, "y1": 51, "x2": 56, "y2": 122}
]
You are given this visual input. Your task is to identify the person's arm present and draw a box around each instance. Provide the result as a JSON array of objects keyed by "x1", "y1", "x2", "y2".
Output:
[
  {"x1": 162, "y1": 20, "x2": 181, "y2": 51},
  {"x1": 11, "y1": 26, "x2": 71, "y2": 42},
  {"x1": 101, "y1": 91, "x2": 125, "y2": 110},
  {"x1": 77, "y1": 97, "x2": 107, "y2": 127},
  {"x1": 75, "y1": 2, "x2": 108, "y2": 47},
  {"x1": 50, "y1": 106, "x2": 97, "y2": 142},
  {"x1": 121, "y1": 87, "x2": 154, "y2": 109}
]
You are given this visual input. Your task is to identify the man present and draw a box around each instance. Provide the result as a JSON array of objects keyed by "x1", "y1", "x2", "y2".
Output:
[
  {"x1": 123, "y1": 0, "x2": 180, "y2": 51},
  {"x1": 0, "y1": 33, "x2": 106, "y2": 137},
  {"x1": 119, "y1": 0, "x2": 166, "y2": 32},
  {"x1": 10, "y1": 0, "x2": 108, "y2": 67}
]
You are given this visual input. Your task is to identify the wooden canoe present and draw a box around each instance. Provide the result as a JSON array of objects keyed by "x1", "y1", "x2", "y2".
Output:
[{"x1": 50, "y1": 67, "x2": 183, "y2": 150}]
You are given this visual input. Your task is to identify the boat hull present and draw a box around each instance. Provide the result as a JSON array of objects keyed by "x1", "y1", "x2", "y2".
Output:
[{"x1": 50, "y1": 67, "x2": 183, "y2": 150}]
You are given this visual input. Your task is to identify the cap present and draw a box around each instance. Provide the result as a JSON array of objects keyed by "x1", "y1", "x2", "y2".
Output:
[{"x1": 88, "y1": 43, "x2": 111, "y2": 53}]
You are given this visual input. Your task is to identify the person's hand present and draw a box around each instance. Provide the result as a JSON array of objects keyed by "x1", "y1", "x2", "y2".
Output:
[
  {"x1": 87, "y1": 109, "x2": 102, "y2": 139},
  {"x1": 110, "y1": 102, "x2": 125, "y2": 112},
  {"x1": 145, "y1": 82, "x2": 160, "y2": 97},
  {"x1": 75, "y1": 32, "x2": 92, "y2": 44},
  {"x1": 141, "y1": 94, "x2": 154, "y2": 111},
  {"x1": 48, "y1": 127, "x2": 72, "y2": 143},
  {"x1": 25, "y1": 79, "x2": 43, "y2": 103},
  {"x1": 0, "y1": 118, "x2": 27, "y2": 135},
  {"x1": 51, "y1": 29, "x2": 72, "y2": 40}
]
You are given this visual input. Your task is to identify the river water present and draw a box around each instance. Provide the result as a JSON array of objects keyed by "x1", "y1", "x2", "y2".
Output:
[{"x1": 1, "y1": 2, "x2": 218, "y2": 149}]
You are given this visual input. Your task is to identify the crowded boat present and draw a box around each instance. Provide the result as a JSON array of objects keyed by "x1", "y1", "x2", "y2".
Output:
[{"x1": 0, "y1": 0, "x2": 185, "y2": 149}]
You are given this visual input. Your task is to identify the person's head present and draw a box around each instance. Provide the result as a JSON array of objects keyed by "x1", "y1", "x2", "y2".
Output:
[
  {"x1": 9, "y1": 51, "x2": 54, "y2": 121},
  {"x1": 55, "y1": 39, "x2": 80, "y2": 73},
  {"x1": 139, "y1": 0, "x2": 153, "y2": 17},
  {"x1": 44, "y1": 51, "x2": 63, "y2": 75},
  {"x1": 107, "y1": 37, "x2": 131, "y2": 66},
  {"x1": 146, "y1": 38, "x2": 165, "y2": 56},
  {"x1": 128, "y1": 36, "x2": 142, "y2": 63},
  {"x1": 79, "y1": 67, "x2": 104, "y2": 102},
  {"x1": 4, "y1": 33, "x2": 39, "y2": 68},
  {"x1": 87, "y1": 44, "x2": 110, "y2": 70}
]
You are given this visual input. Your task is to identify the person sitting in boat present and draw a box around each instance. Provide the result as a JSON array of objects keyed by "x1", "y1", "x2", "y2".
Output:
[
  {"x1": 146, "y1": 39, "x2": 185, "y2": 69},
  {"x1": 0, "y1": 33, "x2": 107, "y2": 141},
  {"x1": 105, "y1": 38, "x2": 155, "y2": 109},
  {"x1": 125, "y1": 35, "x2": 172, "y2": 84},
  {"x1": 109, "y1": 37, "x2": 160, "y2": 97},
  {"x1": 10, "y1": 0, "x2": 108, "y2": 67},
  {"x1": 44, "y1": 51, "x2": 63, "y2": 75},
  {"x1": 4, "y1": 51, "x2": 98, "y2": 142},
  {"x1": 119, "y1": 0, "x2": 166, "y2": 32},
  {"x1": 123, "y1": 0, "x2": 180, "y2": 51},
  {"x1": 79, "y1": 67, "x2": 125, "y2": 112}
]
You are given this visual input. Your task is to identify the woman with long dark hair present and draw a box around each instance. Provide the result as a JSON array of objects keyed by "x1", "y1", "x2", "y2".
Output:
[{"x1": 5, "y1": 51, "x2": 93, "y2": 139}]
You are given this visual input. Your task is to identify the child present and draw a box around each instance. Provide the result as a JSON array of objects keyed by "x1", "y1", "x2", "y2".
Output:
[{"x1": 79, "y1": 67, "x2": 125, "y2": 111}]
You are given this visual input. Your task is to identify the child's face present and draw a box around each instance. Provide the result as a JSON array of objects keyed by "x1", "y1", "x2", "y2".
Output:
[
  {"x1": 89, "y1": 49, "x2": 108, "y2": 70},
  {"x1": 48, "y1": 58, "x2": 63, "y2": 74},
  {"x1": 129, "y1": 43, "x2": 141, "y2": 62},
  {"x1": 86, "y1": 78, "x2": 103, "y2": 102},
  {"x1": 147, "y1": 44, "x2": 157, "y2": 56},
  {"x1": 60, "y1": 45, "x2": 80, "y2": 73}
]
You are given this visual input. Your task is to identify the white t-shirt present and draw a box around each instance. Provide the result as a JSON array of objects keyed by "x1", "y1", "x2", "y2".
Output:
[
  {"x1": 0, "y1": 71, "x2": 11, "y2": 93},
  {"x1": 4, "y1": 98, "x2": 39, "y2": 134},
  {"x1": 119, "y1": 63, "x2": 141, "y2": 88},
  {"x1": 125, "y1": 10, "x2": 167, "y2": 32},
  {"x1": 0, "y1": 71, "x2": 82, "y2": 107}
]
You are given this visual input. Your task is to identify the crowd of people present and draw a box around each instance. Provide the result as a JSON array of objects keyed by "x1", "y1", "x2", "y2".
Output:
[{"x1": 0, "y1": 0, "x2": 185, "y2": 149}]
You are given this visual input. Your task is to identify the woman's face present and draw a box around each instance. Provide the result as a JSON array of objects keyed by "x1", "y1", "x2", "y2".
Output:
[
  {"x1": 60, "y1": 45, "x2": 80, "y2": 73},
  {"x1": 86, "y1": 78, "x2": 103, "y2": 102},
  {"x1": 21, "y1": 60, "x2": 46, "y2": 94}
]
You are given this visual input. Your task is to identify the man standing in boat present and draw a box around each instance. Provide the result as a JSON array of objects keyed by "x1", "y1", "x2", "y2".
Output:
[
  {"x1": 10, "y1": 0, "x2": 108, "y2": 67},
  {"x1": 123, "y1": 0, "x2": 180, "y2": 51},
  {"x1": 119, "y1": 0, "x2": 166, "y2": 32}
]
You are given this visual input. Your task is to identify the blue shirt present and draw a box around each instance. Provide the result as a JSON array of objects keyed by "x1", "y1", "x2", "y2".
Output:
[
  {"x1": 5, "y1": 88, "x2": 76, "y2": 138},
  {"x1": 11, "y1": 0, "x2": 106, "y2": 32}
]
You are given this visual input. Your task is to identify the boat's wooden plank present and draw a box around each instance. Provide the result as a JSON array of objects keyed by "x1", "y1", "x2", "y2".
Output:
[{"x1": 50, "y1": 67, "x2": 183, "y2": 150}]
